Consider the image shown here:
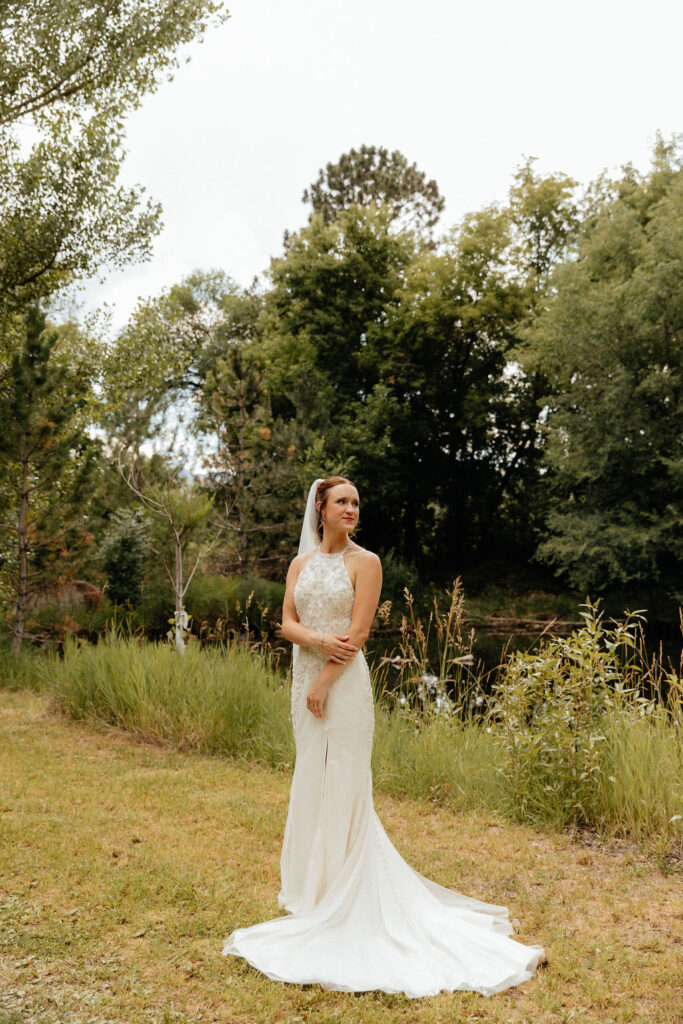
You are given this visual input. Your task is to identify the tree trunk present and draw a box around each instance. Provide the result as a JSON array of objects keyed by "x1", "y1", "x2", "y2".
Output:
[
  {"x1": 236, "y1": 396, "x2": 247, "y2": 574},
  {"x1": 12, "y1": 457, "x2": 30, "y2": 653},
  {"x1": 174, "y1": 533, "x2": 185, "y2": 655}
]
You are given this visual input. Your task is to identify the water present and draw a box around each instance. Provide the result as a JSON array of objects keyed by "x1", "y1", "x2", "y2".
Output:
[{"x1": 271, "y1": 623, "x2": 682, "y2": 698}]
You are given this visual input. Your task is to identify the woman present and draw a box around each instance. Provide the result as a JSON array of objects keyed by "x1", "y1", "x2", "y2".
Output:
[{"x1": 223, "y1": 477, "x2": 545, "y2": 997}]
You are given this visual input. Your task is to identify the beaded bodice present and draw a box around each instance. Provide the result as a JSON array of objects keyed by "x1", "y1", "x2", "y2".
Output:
[
  {"x1": 290, "y1": 543, "x2": 356, "y2": 721},
  {"x1": 293, "y1": 542, "x2": 355, "y2": 635}
]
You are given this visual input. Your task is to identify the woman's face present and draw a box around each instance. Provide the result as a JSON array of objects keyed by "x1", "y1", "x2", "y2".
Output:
[{"x1": 321, "y1": 483, "x2": 360, "y2": 534}]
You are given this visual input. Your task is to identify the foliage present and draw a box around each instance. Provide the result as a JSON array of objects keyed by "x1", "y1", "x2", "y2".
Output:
[
  {"x1": 0, "y1": 304, "x2": 99, "y2": 649},
  {"x1": 118, "y1": 455, "x2": 227, "y2": 652},
  {"x1": 3, "y1": 605, "x2": 681, "y2": 846},
  {"x1": 522, "y1": 138, "x2": 683, "y2": 602},
  {"x1": 492, "y1": 600, "x2": 683, "y2": 834},
  {"x1": 302, "y1": 144, "x2": 445, "y2": 236},
  {"x1": 99, "y1": 509, "x2": 149, "y2": 607},
  {"x1": 46, "y1": 632, "x2": 295, "y2": 768},
  {"x1": 0, "y1": 1, "x2": 228, "y2": 127},
  {"x1": 508, "y1": 156, "x2": 580, "y2": 286},
  {"x1": 198, "y1": 344, "x2": 288, "y2": 573},
  {"x1": 371, "y1": 580, "x2": 479, "y2": 713},
  {"x1": 101, "y1": 269, "x2": 246, "y2": 443},
  {"x1": 186, "y1": 572, "x2": 285, "y2": 635},
  {"x1": 376, "y1": 550, "x2": 420, "y2": 610},
  {"x1": 0, "y1": 0, "x2": 228, "y2": 342}
]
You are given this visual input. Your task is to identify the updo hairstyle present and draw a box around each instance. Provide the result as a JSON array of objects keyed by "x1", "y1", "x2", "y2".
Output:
[{"x1": 315, "y1": 476, "x2": 355, "y2": 539}]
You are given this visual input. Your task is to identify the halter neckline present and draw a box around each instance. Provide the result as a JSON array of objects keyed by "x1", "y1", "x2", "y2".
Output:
[{"x1": 316, "y1": 541, "x2": 353, "y2": 558}]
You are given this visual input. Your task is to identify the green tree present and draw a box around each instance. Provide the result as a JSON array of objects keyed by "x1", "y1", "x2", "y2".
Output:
[
  {"x1": 0, "y1": 1, "x2": 228, "y2": 319},
  {"x1": 100, "y1": 509, "x2": 148, "y2": 607},
  {"x1": 523, "y1": 139, "x2": 683, "y2": 605},
  {"x1": 508, "y1": 156, "x2": 579, "y2": 288},
  {"x1": 0, "y1": 304, "x2": 98, "y2": 649},
  {"x1": 102, "y1": 270, "x2": 255, "y2": 447},
  {"x1": 119, "y1": 455, "x2": 225, "y2": 653},
  {"x1": 200, "y1": 346, "x2": 278, "y2": 573},
  {"x1": 302, "y1": 145, "x2": 445, "y2": 236},
  {"x1": 0, "y1": 1, "x2": 227, "y2": 126},
  {"x1": 370, "y1": 208, "x2": 532, "y2": 568}
]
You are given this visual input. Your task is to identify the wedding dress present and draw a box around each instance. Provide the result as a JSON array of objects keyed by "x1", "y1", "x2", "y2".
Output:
[{"x1": 222, "y1": 542, "x2": 545, "y2": 998}]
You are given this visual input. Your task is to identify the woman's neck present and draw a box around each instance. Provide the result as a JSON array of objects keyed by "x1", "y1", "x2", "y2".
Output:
[{"x1": 319, "y1": 528, "x2": 350, "y2": 554}]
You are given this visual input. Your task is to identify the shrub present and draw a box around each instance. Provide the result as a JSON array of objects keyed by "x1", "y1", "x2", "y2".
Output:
[
  {"x1": 492, "y1": 601, "x2": 683, "y2": 837},
  {"x1": 100, "y1": 509, "x2": 148, "y2": 606}
]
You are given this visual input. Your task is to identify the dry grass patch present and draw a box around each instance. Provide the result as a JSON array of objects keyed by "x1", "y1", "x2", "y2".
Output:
[{"x1": 1, "y1": 689, "x2": 681, "y2": 1024}]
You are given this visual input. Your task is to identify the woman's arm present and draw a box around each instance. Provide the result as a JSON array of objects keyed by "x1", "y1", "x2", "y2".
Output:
[
  {"x1": 306, "y1": 551, "x2": 382, "y2": 718},
  {"x1": 281, "y1": 554, "x2": 359, "y2": 664}
]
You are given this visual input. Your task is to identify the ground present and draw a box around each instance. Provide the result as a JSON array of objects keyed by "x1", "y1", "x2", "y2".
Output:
[{"x1": 0, "y1": 689, "x2": 681, "y2": 1024}]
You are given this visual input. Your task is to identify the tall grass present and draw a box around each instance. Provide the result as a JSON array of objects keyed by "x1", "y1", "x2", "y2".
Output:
[
  {"x1": 372, "y1": 709, "x2": 501, "y2": 813},
  {"x1": 2, "y1": 591, "x2": 681, "y2": 850},
  {"x1": 40, "y1": 633, "x2": 295, "y2": 770},
  {"x1": 491, "y1": 603, "x2": 683, "y2": 842}
]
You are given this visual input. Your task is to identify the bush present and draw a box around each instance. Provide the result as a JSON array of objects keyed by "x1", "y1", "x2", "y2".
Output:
[
  {"x1": 377, "y1": 550, "x2": 421, "y2": 614},
  {"x1": 100, "y1": 509, "x2": 148, "y2": 606},
  {"x1": 492, "y1": 601, "x2": 683, "y2": 837},
  {"x1": 185, "y1": 573, "x2": 285, "y2": 634}
]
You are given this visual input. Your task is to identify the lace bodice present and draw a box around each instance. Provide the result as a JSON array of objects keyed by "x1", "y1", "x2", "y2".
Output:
[
  {"x1": 293, "y1": 542, "x2": 355, "y2": 635},
  {"x1": 290, "y1": 543, "x2": 356, "y2": 722}
]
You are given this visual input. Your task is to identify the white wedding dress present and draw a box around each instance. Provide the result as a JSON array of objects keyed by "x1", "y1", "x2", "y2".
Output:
[{"x1": 222, "y1": 544, "x2": 545, "y2": 998}]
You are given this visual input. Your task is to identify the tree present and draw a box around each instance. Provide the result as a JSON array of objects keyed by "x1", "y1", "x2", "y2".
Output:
[
  {"x1": 0, "y1": 1, "x2": 228, "y2": 319},
  {"x1": 302, "y1": 145, "x2": 445, "y2": 236},
  {"x1": 0, "y1": 304, "x2": 97, "y2": 649},
  {"x1": 101, "y1": 270, "x2": 254, "y2": 446},
  {"x1": 199, "y1": 346, "x2": 278, "y2": 572},
  {"x1": 522, "y1": 138, "x2": 683, "y2": 605},
  {"x1": 261, "y1": 201, "x2": 539, "y2": 572},
  {"x1": 369, "y1": 208, "x2": 532, "y2": 569},
  {"x1": 0, "y1": 111, "x2": 163, "y2": 319},
  {"x1": 0, "y1": 1, "x2": 228, "y2": 127},
  {"x1": 508, "y1": 157, "x2": 579, "y2": 289},
  {"x1": 100, "y1": 509, "x2": 148, "y2": 607},
  {"x1": 263, "y1": 206, "x2": 415, "y2": 409},
  {"x1": 118, "y1": 455, "x2": 226, "y2": 653}
]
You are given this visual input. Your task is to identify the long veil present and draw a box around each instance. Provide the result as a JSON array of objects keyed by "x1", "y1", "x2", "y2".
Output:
[{"x1": 291, "y1": 478, "x2": 323, "y2": 672}]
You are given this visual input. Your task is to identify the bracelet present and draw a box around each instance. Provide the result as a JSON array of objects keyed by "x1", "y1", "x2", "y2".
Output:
[{"x1": 319, "y1": 631, "x2": 325, "y2": 651}]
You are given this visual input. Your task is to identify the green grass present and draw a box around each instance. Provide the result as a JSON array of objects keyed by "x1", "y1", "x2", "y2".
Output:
[
  {"x1": 3, "y1": 630, "x2": 681, "y2": 852},
  {"x1": 42, "y1": 634, "x2": 295, "y2": 771},
  {"x1": 0, "y1": 688, "x2": 680, "y2": 1024}
]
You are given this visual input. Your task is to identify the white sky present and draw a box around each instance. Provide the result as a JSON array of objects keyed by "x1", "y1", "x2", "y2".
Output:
[{"x1": 76, "y1": 0, "x2": 683, "y2": 335}]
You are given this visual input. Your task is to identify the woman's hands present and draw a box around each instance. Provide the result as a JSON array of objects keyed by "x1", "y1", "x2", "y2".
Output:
[
  {"x1": 320, "y1": 633, "x2": 357, "y2": 663},
  {"x1": 306, "y1": 676, "x2": 330, "y2": 718},
  {"x1": 306, "y1": 636, "x2": 356, "y2": 718}
]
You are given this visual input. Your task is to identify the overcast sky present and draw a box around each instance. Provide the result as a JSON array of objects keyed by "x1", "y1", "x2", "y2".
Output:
[{"x1": 76, "y1": 0, "x2": 683, "y2": 335}]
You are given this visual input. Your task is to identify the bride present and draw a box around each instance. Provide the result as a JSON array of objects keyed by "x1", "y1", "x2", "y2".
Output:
[{"x1": 223, "y1": 477, "x2": 545, "y2": 998}]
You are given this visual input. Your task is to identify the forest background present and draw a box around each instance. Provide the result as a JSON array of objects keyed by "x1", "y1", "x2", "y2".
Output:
[{"x1": 1, "y1": 2, "x2": 682, "y2": 657}]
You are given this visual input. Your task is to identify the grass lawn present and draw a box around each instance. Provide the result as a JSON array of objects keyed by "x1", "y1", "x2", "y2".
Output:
[{"x1": 1, "y1": 689, "x2": 680, "y2": 1024}]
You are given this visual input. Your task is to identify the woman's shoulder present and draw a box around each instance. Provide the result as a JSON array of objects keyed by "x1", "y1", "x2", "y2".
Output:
[
  {"x1": 290, "y1": 548, "x2": 317, "y2": 573},
  {"x1": 347, "y1": 543, "x2": 381, "y2": 568}
]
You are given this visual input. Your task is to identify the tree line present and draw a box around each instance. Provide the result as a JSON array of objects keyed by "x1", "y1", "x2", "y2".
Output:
[{"x1": 1, "y1": 4, "x2": 681, "y2": 650}]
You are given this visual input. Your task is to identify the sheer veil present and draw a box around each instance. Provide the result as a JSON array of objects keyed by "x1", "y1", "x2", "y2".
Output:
[
  {"x1": 298, "y1": 478, "x2": 323, "y2": 557},
  {"x1": 291, "y1": 478, "x2": 323, "y2": 671}
]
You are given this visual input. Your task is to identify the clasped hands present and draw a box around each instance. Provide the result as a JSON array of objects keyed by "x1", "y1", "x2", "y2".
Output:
[
  {"x1": 306, "y1": 633, "x2": 357, "y2": 719},
  {"x1": 319, "y1": 632, "x2": 357, "y2": 664}
]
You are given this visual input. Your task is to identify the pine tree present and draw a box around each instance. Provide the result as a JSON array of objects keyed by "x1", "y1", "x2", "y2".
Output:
[{"x1": 0, "y1": 304, "x2": 95, "y2": 649}]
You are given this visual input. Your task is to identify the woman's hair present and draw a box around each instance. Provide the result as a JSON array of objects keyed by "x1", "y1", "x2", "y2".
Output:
[{"x1": 315, "y1": 476, "x2": 355, "y2": 538}]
